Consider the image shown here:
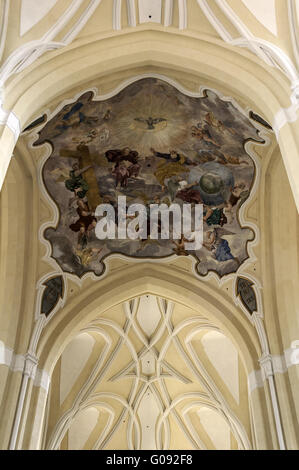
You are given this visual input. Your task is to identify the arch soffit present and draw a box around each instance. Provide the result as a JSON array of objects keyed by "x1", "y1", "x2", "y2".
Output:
[
  {"x1": 4, "y1": 29, "x2": 293, "y2": 125},
  {"x1": 3, "y1": 29, "x2": 299, "y2": 209}
]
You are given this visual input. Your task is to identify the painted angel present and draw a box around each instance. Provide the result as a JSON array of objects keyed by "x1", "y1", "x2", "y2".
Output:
[
  {"x1": 191, "y1": 123, "x2": 220, "y2": 147},
  {"x1": 204, "y1": 112, "x2": 236, "y2": 135},
  {"x1": 203, "y1": 228, "x2": 237, "y2": 262}
]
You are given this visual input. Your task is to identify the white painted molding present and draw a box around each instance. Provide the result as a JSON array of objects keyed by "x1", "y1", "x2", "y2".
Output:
[
  {"x1": 248, "y1": 345, "x2": 299, "y2": 393},
  {"x1": 231, "y1": 37, "x2": 299, "y2": 92},
  {"x1": 28, "y1": 316, "x2": 47, "y2": 354},
  {"x1": 197, "y1": 0, "x2": 233, "y2": 42},
  {"x1": 178, "y1": 0, "x2": 187, "y2": 30},
  {"x1": 0, "y1": 341, "x2": 50, "y2": 391},
  {"x1": 0, "y1": 40, "x2": 65, "y2": 87},
  {"x1": 16, "y1": 0, "x2": 103, "y2": 77},
  {"x1": 8, "y1": 352, "x2": 50, "y2": 449},
  {"x1": 0, "y1": 100, "x2": 20, "y2": 143},
  {"x1": 47, "y1": 298, "x2": 253, "y2": 450},
  {"x1": 285, "y1": 340, "x2": 299, "y2": 367},
  {"x1": 0, "y1": 341, "x2": 25, "y2": 374},
  {"x1": 252, "y1": 314, "x2": 269, "y2": 356},
  {"x1": 254, "y1": 352, "x2": 288, "y2": 450},
  {"x1": 62, "y1": 0, "x2": 103, "y2": 44},
  {"x1": 164, "y1": 0, "x2": 174, "y2": 27},
  {"x1": 271, "y1": 355, "x2": 287, "y2": 375},
  {"x1": 113, "y1": 0, "x2": 122, "y2": 30},
  {"x1": 200, "y1": 0, "x2": 299, "y2": 83},
  {"x1": 126, "y1": 0, "x2": 136, "y2": 28},
  {"x1": 0, "y1": 342, "x2": 25, "y2": 373},
  {"x1": 198, "y1": 0, "x2": 299, "y2": 133},
  {"x1": 0, "y1": 1, "x2": 102, "y2": 85},
  {"x1": 215, "y1": 0, "x2": 273, "y2": 66},
  {"x1": 23, "y1": 353, "x2": 38, "y2": 379},
  {"x1": 259, "y1": 353, "x2": 275, "y2": 380},
  {"x1": 273, "y1": 101, "x2": 299, "y2": 137},
  {"x1": 9, "y1": 353, "x2": 38, "y2": 450},
  {"x1": 41, "y1": 293, "x2": 297, "y2": 450},
  {"x1": 16, "y1": 0, "x2": 85, "y2": 75},
  {"x1": 268, "y1": 374, "x2": 285, "y2": 449},
  {"x1": 257, "y1": 353, "x2": 286, "y2": 450},
  {"x1": 185, "y1": 330, "x2": 251, "y2": 449},
  {"x1": 0, "y1": 341, "x2": 13, "y2": 366},
  {"x1": 40, "y1": 0, "x2": 84, "y2": 42}
]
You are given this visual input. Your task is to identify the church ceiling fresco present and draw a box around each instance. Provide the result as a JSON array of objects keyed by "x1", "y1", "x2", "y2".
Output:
[{"x1": 32, "y1": 78, "x2": 266, "y2": 279}]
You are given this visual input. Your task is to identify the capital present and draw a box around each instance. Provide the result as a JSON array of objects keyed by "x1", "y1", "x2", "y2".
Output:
[{"x1": 259, "y1": 353, "x2": 274, "y2": 380}]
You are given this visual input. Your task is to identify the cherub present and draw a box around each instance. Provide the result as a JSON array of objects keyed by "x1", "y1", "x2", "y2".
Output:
[
  {"x1": 203, "y1": 228, "x2": 236, "y2": 262},
  {"x1": 103, "y1": 109, "x2": 112, "y2": 121},
  {"x1": 151, "y1": 148, "x2": 193, "y2": 191},
  {"x1": 50, "y1": 167, "x2": 71, "y2": 183},
  {"x1": 227, "y1": 182, "x2": 248, "y2": 212},
  {"x1": 223, "y1": 153, "x2": 249, "y2": 165},
  {"x1": 71, "y1": 129, "x2": 98, "y2": 146},
  {"x1": 99, "y1": 127, "x2": 110, "y2": 143},
  {"x1": 69, "y1": 199, "x2": 97, "y2": 250},
  {"x1": 112, "y1": 162, "x2": 130, "y2": 188},
  {"x1": 75, "y1": 247, "x2": 103, "y2": 266},
  {"x1": 203, "y1": 204, "x2": 227, "y2": 227},
  {"x1": 191, "y1": 124, "x2": 220, "y2": 147},
  {"x1": 176, "y1": 179, "x2": 203, "y2": 204},
  {"x1": 167, "y1": 176, "x2": 181, "y2": 201},
  {"x1": 204, "y1": 112, "x2": 236, "y2": 135},
  {"x1": 127, "y1": 161, "x2": 141, "y2": 179},
  {"x1": 54, "y1": 102, "x2": 98, "y2": 136},
  {"x1": 65, "y1": 162, "x2": 91, "y2": 199}
]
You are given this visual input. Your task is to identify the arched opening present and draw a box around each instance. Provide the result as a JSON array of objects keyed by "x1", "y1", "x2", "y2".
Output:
[
  {"x1": 12, "y1": 261, "x2": 274, "y2": 450},
  {"x1": 39, "y1": 294, "x2": 255, "y2": 450}
]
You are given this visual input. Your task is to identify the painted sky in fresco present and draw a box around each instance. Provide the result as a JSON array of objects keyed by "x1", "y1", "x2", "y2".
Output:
[{"x1": 33, "y1": 78, "x2": 265, "y2": 278}]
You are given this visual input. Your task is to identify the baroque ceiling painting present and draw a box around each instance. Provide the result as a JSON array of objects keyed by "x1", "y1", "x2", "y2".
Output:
[{"x1": 33, "y1": 78, "x2": 265, "y2": 278}]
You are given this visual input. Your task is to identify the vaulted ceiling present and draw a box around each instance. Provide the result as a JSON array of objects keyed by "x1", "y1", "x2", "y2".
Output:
[
  {"x1": 0, "y1": 1, "x2": 298, "y2": 452},
  {"x1": 46, "y1": 295, "x2": 250, "y2": 450},
  {"x1": 1, "y1": 0, "x2": 299, "y2": 98}
]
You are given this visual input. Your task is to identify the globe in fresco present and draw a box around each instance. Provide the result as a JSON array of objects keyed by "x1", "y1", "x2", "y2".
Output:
[
  {"x1": 189, "y1": 161, "x2": 235, "y2": 206},
  {"x1": 199, "y1": 172, "x2": 223, "y2": 194}
]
